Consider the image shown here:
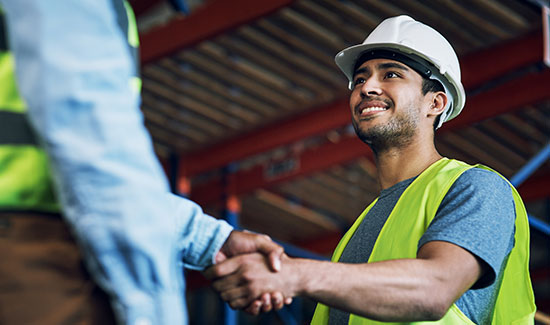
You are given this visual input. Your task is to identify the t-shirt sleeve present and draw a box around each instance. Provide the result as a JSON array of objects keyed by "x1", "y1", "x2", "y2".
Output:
[{"x1": 418, "y1": 167, "x2": 516, "y2": 289}]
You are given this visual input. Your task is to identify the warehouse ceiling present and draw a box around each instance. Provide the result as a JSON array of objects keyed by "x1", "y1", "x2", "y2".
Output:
[{"x1": 130, "y1": 0, "x2": 550, "y2": 312}]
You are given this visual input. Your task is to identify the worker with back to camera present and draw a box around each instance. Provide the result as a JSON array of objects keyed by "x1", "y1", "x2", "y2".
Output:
[
  {"x1": 0, "y1": 1, "x2": 288, "y2": 324},
  {"x1": 205, "y1": 15, "x2": 536, "y2": 324}
]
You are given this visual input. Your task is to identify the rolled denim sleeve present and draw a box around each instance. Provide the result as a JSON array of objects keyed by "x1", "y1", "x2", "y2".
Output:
[
  {"x1": 0, "y1": 0, "x2": 231, "y2": 324},
  {"x1": 167, "y1": 193, "x2": 233, "y2": 270}
]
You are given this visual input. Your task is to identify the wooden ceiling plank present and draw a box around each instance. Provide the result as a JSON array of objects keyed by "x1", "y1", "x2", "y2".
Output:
[
  {"x1": 277, "y1": 7, "x2": 347, "y2": 51},
  {"x1": 435, "y1": 138, "x2": 481, "y2": 167},
  {"x1": 293, "y1": 0, "x2": 365, "y2": 44},
  {"x1": 413, "y1": 0, "x2": 497, "y2": 45},
  {"x1": 329, "y1": 163, "x2": 379, "y2": 196},
  {"x1": 146, "y1": 123, "x2": 190, "y2": 151},
  {"x1": 241, "y1": 196, "x2": 329, "y2": 242},
  {"x1": 254, "y1": 189, "x2": 340, "y2": 231},
  {"x1": 497, "y1": 0, "x2": 542, "y2": 23},
  {"x1": 440, "y1": 132, "x2": 514, "y2": 175},
  {"x1": 179, "y1": 50, "x2": 296, "y2": 108},
  {"x1": 287, "y1": 177, "x2": 363, "y2": 219},
  {"x1": 476, "y1": 120, "x2": 536, "y2": 158},
  {"x1": 142, "y1": 108, "x2": 208, "y2": 142},
  {"x1": 202, "y1": 42, "x2": 298, "y2": 92},
  {"x1": 143, "y1": 64, "x2": 260, "y2": 123},
  {"x1": 198, "y1": 41, "x2": 308, "y2": 102},
  {"x1": 277, "y1": 181, "x2": 358, "y2": 222},
  {"x1": 358, "y1": 0, "x2": 408, "y2": 17},
  {"x1": 498, "y1": 115, "x2": 548, "y2": 145},
  {"x1": 182, "y1": 83, "x2": 260, "y2": 124},
  {"x1": 140, "y1": 0, "x2": 294, "y2": 64},
  {"x1": 383, "y1": 0, "x2": 480, "y2": 52},
  {"x1": 520, "y1": 107, "x2": 550, "y2": 137},
  {"x1": 436, "y1": 0, "x2": 512, "y2": 39},
  {"x1": 159, "y1": 58, "x2": 278, "y2": 117},
  {"x1": 461, "y1": 127, "x2": 526, "y2": 169},
  {"x1": 141, "y1": 93, "x2": 224, "y2": 136},
  {"x1": 461, "y1": 0, "x2": 530, "y2": 31},
  {"x1": 217, "y1": 34, "x2": 334, "y2": 102},
  {"x1": 311, "y1": 173, "x2": 361, "y2": 199},
  {"x1": 237, "y1": 26, "x2": 343, "y2": 87},
  {"x1": 144, "y1": 78, "x2": 241, "y2": 128},
  {"x1": 317, "y1": 0, "x2": 379, "y2": 32},
  {"x1": 257, "y1": 19, "x2": 336, "y2": 67}
]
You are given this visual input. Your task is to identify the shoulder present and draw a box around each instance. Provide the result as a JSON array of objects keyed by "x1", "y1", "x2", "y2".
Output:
[
  {"x1": 440, "y1": 166, "x2": 514, "y2": 219},
  {"x1": 444, "y1": 167, "x2": 513, "y2": 205},
  {"x1": 421, "y1": 166, "x2": 516, "y2": 287},
  {"x1": 456, "y1": 167, "x2": 511, "y2": 189}
]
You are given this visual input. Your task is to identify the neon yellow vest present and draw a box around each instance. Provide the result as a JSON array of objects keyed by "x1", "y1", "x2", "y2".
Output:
[
  {"x1": 312, "y1": 158, "x2": 536, "y2": 324},
  {"x1": 0, "y1": 7, "x2": 59, "y2": 212},
  {"x1": 0, "y1": 2, "x2": 140, "y2": 212}
]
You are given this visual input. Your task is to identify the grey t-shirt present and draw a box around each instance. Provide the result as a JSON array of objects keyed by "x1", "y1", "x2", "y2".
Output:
[{"x1": 328, "y1": 168, "x2": 516, "y2": 325}]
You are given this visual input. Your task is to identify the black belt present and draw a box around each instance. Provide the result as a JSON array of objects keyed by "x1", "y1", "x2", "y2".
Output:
[{"x1": 0, "y1": 110, "x2": 39, "y2": 145}]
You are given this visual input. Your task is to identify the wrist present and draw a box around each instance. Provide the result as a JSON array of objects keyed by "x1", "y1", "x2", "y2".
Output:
[{"x1": 284, "y1": 257, "x2": 312, "y2": 297}]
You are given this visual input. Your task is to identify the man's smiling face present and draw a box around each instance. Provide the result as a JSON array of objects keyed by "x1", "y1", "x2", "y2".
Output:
[{"x1": 349, "y1": 58, "x2": 432, "y2": 152}]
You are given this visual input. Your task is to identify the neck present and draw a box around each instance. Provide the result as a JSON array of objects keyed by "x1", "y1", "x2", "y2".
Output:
[{"x1": 373, "y1": 134, "x2": 442, "y2": 190}]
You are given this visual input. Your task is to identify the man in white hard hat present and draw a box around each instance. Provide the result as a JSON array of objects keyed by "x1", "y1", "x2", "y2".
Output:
[{"x1": 206, "y1": 16, "x2": 536, "y2": 324}]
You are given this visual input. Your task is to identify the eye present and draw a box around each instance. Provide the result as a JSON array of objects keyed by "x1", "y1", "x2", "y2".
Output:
[
  {"x1": 353, "y1": 77, "x2": 365, "y2": 87},
  {"x1": 385, "y1": 71, "x2": 400, "y2": 79}
]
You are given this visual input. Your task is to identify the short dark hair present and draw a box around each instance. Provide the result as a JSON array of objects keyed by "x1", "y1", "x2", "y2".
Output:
[
  {"x1": 421, "y1": 78, "x2": 444, "y2": 131},
  {"x1": 421, "y1": 77, "x2": 444, "y2": 95}
]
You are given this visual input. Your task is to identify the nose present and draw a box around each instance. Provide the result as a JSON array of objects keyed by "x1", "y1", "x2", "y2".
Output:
[{"x1": 360, "y1": 76, "x2": 383, "y2": 98}]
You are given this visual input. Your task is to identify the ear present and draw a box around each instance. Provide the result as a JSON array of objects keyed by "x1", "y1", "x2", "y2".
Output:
[{"x1": 427, "y1": 91, "x2": 447, "y2": 118}]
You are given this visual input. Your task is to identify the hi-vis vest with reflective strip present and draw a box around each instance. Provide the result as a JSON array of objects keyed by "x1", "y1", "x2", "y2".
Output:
[
  {"x1": 311, "y1": 158, "x2": 536, "y2": 325},
  {"x1": 0, "y1": 2, "x2": 140, "y2": 213}
]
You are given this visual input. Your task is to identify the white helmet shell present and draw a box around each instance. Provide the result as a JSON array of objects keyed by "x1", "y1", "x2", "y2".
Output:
[{"x1": 335, "y1": 15, "x2": 466, "y2": 128}]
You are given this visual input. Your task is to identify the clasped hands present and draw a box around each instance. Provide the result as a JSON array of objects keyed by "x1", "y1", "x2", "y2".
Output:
[{"x1": 205, "y1": 231, "x2": 296, "y2": 315}]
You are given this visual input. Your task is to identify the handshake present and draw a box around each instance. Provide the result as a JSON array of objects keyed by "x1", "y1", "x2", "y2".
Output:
[{"x1": 204, "y1": 230, "x2": 302, "y2": 315}]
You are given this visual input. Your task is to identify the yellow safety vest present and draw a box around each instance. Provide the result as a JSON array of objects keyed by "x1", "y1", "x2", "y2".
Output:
[
  {"x1": 312, "y1": 158, "x2": 536, "y2": 324},
  {"x1": 0, "y1": 2, "x2": 140, "y2": 212},
  {"x1": 0, "y1": 7, "x2": 59, "y2": 212}
]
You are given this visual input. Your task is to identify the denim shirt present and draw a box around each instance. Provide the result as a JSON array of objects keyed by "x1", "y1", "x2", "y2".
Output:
[{"x1": 0, "y1": 0, "x2": 233, "y2": 323}]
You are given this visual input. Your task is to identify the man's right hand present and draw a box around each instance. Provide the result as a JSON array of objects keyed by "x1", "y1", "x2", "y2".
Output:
[
  {"x1": 205, "y1": 252, "x2": 297, "y2": 313},
  {"x1": 211, "y1": 231, "x2": 292, "y2": 313}
]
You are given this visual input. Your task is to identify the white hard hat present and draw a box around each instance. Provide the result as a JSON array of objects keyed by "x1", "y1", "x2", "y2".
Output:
[{"x1": 335, "y1": 15, "x2": 466, "y2": 128}]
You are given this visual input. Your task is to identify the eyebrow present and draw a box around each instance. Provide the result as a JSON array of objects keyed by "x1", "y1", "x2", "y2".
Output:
[{"x1": 354, "y1": 62, "x2": 410, "y2": 77}]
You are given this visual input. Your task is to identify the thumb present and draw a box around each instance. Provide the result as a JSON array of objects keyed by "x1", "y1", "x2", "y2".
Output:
[
  {"x1": 215, "y1": 251, "x2": 227, "y2": 264},
  {"x1": 256, "y1": 237, "x2": 283, "y2": 272}
]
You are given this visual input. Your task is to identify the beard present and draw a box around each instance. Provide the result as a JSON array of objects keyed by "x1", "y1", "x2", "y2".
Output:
[{"x1": 352, "y1": 105, "x2": 419, "y2": 154}]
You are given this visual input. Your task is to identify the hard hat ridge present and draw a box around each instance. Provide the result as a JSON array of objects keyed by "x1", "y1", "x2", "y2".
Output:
[{"x1": 335, "y1": 15, "x2": 466, "y2": 128}]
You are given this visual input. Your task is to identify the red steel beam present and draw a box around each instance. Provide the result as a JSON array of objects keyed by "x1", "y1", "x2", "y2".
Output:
[
  {"x1": 190, "y1": 135, "x2": 371, "y2": 205},
  {"x1": 181, "y1": 99, "x2": 351, "y2": 176},
  {"x1": 189, "y1": 69, "x2": 550, "y2": 205},
  {"x1": 444, "y1": 68, "x2": 550, "y2": 130},
  {"x1": 180, "y1": 31, "x2": 544, "y2": 176},
  {"x1": 460, "y1": 31, "x2": 543, "y2": 89},
  {"x1": 518, "y1": 172, "x2": 550, "y2": 202},
  {"x1": 140, "y1": 0, "x2": 294, "y2": 64}
]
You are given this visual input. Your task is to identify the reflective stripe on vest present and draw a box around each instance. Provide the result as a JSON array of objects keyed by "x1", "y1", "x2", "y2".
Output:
[
  {"x1": 311, "y1": 158, "x2": 536, "y2": 324},
  {"x1": 0, "y1": 7, "x2": 7, "y2": 51},
  {"x1": 0, "y1": 110, "x2": 38, "y2": 145}
]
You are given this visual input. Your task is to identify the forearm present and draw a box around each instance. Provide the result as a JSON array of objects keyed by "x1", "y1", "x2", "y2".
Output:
[
  {"x1": 290, "y1": 257, "x2": 464, "y2": 321},
  {"x1": 167, "y1": 193, "x2": 233, "y2": 270}
]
